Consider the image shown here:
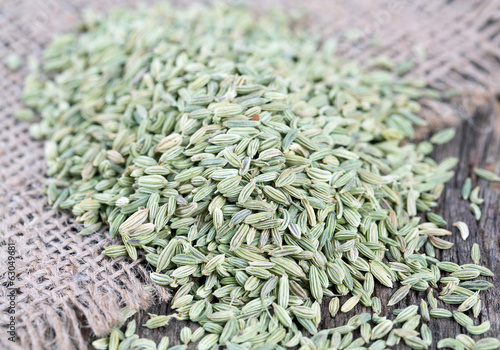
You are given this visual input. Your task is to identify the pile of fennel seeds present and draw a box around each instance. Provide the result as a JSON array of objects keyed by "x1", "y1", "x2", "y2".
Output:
[{"x1": 17, "y1": 2, "x2": 498, "y2": 350}]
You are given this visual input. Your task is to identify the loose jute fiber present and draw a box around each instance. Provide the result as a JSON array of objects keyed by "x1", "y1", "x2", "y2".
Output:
[{"x1": 1, "y1": 1, "x2": 500, "y2": 349}]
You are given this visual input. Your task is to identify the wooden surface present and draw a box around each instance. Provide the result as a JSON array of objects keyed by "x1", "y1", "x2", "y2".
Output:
[{"x1": 91, "y1": 100, "x2": 500, "y2": 348}]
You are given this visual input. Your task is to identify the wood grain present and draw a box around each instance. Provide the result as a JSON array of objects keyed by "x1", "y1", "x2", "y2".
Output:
[{"x1": 96, "y1": 100, "x2": 500, "y2": 348}]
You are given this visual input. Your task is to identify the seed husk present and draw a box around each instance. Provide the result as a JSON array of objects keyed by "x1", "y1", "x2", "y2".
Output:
[
  {"x1": 452, "y1": 221, "x2": 469, "y2": 240},
  {"x1": 474, "y1": 168, "x2": 500, "y2": 182},
  {"x1": 329, "y1": 297, "x2": 340, "y2": 318},
  {"x1": 471, "y1": 243, "x2": 481, "y2": 264},
  {"x1": 437, "y1": 338, "x2": 465, "y2": 350},
  {"x1": 467, "y1": 321, "x2": 491, "y2": 335},
  {"x1": 388, "y1": 285, "x2": 411, "y2": 306},
  {"x1": 475, "y1": 338, "x2": 500, "y2": 350}
]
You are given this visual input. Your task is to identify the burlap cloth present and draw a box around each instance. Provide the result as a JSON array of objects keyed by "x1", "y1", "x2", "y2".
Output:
[{"x1": 1, "y1": 1, "x2": 499, "y2": 349}]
